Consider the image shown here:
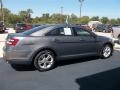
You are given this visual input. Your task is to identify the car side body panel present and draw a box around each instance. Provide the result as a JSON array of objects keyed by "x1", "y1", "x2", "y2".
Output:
[{"x1": 3, "y1": 24, "x2": 114, "y2": 64}]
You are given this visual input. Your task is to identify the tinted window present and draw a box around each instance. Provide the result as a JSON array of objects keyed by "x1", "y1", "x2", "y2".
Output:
[
  {"x1": 22, "y1": 25, "x2": 49, "y2": 35},
  {"x1": 47, "y1": 27, "x2": 73, "y2": 36},
  {"x1": 46, "y1": 29, "x2": 57, "y2": 36},
  {"x1": 73, "y1": 27, "x2": 91, "y2": 36},
  {"x1": 58, "y1": 28, "x2": 65, "y2": 36}
]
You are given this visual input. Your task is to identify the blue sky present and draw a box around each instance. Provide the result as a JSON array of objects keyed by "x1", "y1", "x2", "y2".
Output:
[{"x1": 3, "y1": 0, "x2": 120, "y2": 18}]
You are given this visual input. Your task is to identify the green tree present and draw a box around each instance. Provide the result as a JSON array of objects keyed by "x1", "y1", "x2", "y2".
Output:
[
  {"x1": 70, "y1": 14, "x2": 78, "y2": 24},
  {"x1": 90, "y1": 16, "x2": 99, "y2": 21},
  {"x1": 32, "y1": 17, "x2": 41, "y2": 24},
  {"x1": 0, "y1": 8, "x2": 11, "y2": 26},
  {"x1": 40, "y1": 13, "x2": 50, "y2": 23},
  {"x1": 109, "y1": 19, "x2": 117, "y2": 25},
  {"x1": 1, "y1": 7, "x2": 120, "y2": 27},
  {"x1": 19, "y1": 10, "x2": 27, "y2": 22},
  {"x1": 0, "y1": 8, "x2": 11, "y2": 21},
  {"x1": 116, "y1": 18, "x2": 120, "y2": 24},
  {"x1": 80, "y1": 16, "x2": 89, "y2": 24},
  {"x1": 50, "y1": 13, "x2": 62, "y2": 23},
  {"x1": 26, "y1": 9, "x2": 33, "y2": 23},
  {"x1": 101, "y1": 17, "x2": 109, "y2": 24},
  {"x1": 19, "y1": 9, "x2": 33, "y2": 23}
]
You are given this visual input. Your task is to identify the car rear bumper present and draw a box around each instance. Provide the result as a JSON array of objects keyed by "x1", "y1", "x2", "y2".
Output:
[{"x1": 3, "y1": 47, "x2": 32, "y2": 65}]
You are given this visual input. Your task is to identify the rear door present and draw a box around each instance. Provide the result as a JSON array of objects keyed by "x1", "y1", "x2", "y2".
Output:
[{"x1": 55, "y1": 27, "x2": 78, "y2": 56}]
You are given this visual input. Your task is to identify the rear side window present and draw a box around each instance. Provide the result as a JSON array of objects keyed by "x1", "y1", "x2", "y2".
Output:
[
  {"x1": 47, "y1": 27, "x2": 73, "y2": 36},
  {"x1": 46, "y1": 29, "x2": 57, "y2": 36},
  {"x1": 22, "y1": 25, "x2": 48, "y2": 35}
]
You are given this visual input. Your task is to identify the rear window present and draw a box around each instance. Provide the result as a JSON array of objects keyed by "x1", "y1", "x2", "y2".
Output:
[{"x1": 22, "y1": 25, "x2": 49, "y2": 35}]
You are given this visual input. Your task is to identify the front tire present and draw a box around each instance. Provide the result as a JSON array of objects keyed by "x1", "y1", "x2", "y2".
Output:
[
  {"x1": 100, "y1": 44, "x2": 113, "y2": 59},
  {"x1": 34, "y1": 50, "x2": 55, "y2": 71}
]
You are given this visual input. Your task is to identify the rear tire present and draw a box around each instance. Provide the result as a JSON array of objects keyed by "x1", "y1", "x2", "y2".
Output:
[
  {"x1": 100, "y1": 44, "x2": 113, "y2": 59},
  {"x1": 34, "y1": 50, "x2": 56, "y2": 71}
]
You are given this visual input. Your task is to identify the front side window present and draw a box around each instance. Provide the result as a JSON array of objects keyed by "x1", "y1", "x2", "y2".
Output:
[{"x1": 73, "y1": 27, "x2": 91, "y2": 36}]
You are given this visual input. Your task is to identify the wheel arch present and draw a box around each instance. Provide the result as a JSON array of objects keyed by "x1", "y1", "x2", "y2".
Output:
[
  {"x1": 99, "y1": 42, "x2": 114, "y2": 59},
  {"x1": 30, "y1": 47, "x2": 57, "y2": 64},
  {"x1": 103, "y1": 42, "x2": 114, "y2": 51}
]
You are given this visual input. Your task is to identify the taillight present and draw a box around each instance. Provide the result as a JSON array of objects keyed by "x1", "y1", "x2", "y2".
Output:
[{"x1": 6, "y1": 38, "x2": 19, "y2": 46}]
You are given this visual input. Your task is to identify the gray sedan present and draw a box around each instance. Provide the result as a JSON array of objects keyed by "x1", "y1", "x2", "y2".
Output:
[{"x1": 3, "y1": 24, "x2": 114, "y2": 71}]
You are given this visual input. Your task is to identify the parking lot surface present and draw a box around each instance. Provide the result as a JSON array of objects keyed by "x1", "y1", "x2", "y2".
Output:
[{"x1": 0, "y1": 50, "x2": 120, "y2": 90}]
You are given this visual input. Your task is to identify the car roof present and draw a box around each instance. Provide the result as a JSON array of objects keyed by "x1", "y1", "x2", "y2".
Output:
[
  {"x1": 45, "y1": 24, "x2": 80, "y2": 28},
  {"x1": 22, "y1": 24, "x2": 86, "y2": 35}
]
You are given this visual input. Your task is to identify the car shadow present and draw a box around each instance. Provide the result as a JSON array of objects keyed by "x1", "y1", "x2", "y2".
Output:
[
  {"x1": 75, "y1": 67, "x2": 120, "y2": 90},
  {"x1": 11, "y1": 56, "x2": 99, "y2": 71},
  {"x1": 57, "y1": 56, "x2": 99, "y2": 67},
  {"x1": 10, "y1": 64, "x2": 36, "y2": 71}
]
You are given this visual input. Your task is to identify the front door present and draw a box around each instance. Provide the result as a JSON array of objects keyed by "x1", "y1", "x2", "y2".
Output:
[{"x1": 72, "y1": 27, "x2": 99, "y2": 55}]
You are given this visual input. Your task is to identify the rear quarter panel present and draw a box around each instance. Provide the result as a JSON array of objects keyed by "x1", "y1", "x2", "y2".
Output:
[{"x1": 15, "y1": 36, "x2": 57, "y2": 61}]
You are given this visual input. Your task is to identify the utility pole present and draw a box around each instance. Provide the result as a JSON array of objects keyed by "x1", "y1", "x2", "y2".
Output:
[
  {"x1": 78, "y1": 0, "x2": 84, "y2": 18},
  {"x1": 61, "y1": 6, "x2": 63, "y2": 15},
  {"x1": 0, "y1": 0, "x2": 4, "y2": 24},
  {"x1": 60, "y1": 6, "x2": 63, "y2": 23}
]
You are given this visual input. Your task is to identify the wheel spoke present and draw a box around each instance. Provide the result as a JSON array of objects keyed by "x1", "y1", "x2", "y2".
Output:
[
  {"x1": 46, "y1": 55, "x2": 51, "y2": 60},
  {"x1": 38, "y1": 59, "x2": 44, "y2": 64},
  {"x1": 43, "y1": 62, "x2": 47, "y2": 68},
  {"x1": 103, "y1": 46, "x2": 111, "y2": 58},
  {"x1": 46, "y1": 60, "x2": 53, "y2": 65},
  {"x1": 41, "y1": 54, "x2": 46, "y2": 58}
]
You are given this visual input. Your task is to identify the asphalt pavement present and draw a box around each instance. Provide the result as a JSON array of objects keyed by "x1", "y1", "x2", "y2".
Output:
[{"x1": 0, "y1": 50, "x2": 120, "y2": 90}]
